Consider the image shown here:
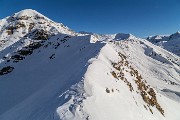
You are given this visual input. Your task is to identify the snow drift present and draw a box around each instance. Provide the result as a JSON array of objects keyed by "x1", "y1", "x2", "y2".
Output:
[{"x1": 0, "y1": 9, "x2": 180, "y2": 120}]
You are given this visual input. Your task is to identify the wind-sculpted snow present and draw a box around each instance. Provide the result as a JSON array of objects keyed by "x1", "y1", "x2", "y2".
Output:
[
  {"x1": 162, "y1": 89, "x2": 180, "y2": 102},
  {"x1": 0, "y1": 9, "x2": 180, "y2": 120},
  {"x1": 55, "y1": 38, "x2": 180, "y2": 120},
  {"x1": 0, "y1": 32, "x2": 105, "y2": 120},
  {"x1": 143, "y1": 46, "x2": 173, "y2": 65}
]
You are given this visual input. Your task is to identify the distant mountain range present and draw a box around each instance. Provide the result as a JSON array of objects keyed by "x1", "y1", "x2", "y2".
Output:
[{"x1": 147, "y1": 32, "x2": 180, "y2": 56}]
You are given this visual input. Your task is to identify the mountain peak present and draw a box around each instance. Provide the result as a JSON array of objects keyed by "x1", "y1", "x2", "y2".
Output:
[
  {"x1": 0, "y1": 9, "x2": 74, "y2": 51},
  {"x1": 114, "y1": 33, "x2": 136, "y2": 40},
  {"x1": 176, "y1": 31, "x2": 180, "y2": 34},
  {"x1": 7, "y1": 9, "x2": 49, "y2": 22},
  {"x1": 169, "y1": 31, "x2": 180, "y2": 40},
  {"x1": 13, "y1": 9, "x2": 42, "y2": 18}
]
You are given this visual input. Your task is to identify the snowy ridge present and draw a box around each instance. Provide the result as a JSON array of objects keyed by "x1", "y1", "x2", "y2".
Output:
[
  {"x1": 0, "y1": 9, "x2": 180, "y2": 120},
  {"x1": 56, "y1": 39, "x2": 180, "y2": 120}
]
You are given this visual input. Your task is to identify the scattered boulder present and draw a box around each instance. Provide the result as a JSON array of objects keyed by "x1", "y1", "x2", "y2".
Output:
[
  {"x1": 111, "y1": 71, "x2": 118, "y2": 79},
  {"x1": 28, "y1": 42, "x2": 42, "y2": 50},
  {"x1": 0, "y1": 66, "x2": 14, "y2": 75},
  {"x1": 11, "y1": 55, "x2": 25, "y2": 62},
  {"x1": 18, "y1": 49, "x2": 33, "y2": 56},
  {"x1": 106, "y1": 88, "x2": 110, "y2": 93},
  {"x1": 49, "y1": 54, "x2": 55, "y2": 59}
]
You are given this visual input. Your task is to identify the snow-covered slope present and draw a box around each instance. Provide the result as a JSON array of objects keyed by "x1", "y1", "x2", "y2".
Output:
[
  {"x1": 0, "y1": 9, "x2": 74, "y2": 51},
  {"x1": 147, "y1": 32, "x2": 180, "y2": 56},
  {"x1": 57, "y1": 37, "x2": 180, "y2": 120},
  {"x1": 0, "y1": 9, "x2": 180, "y2": 120}
]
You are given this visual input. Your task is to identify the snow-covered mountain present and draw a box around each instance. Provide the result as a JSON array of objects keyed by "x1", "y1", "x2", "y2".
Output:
[
  {"x1": 0, "y1": 9, "x2": 180, "y2": 120},
  {"x1": 147, "y1": 32, "x2": 180, "y2": 56},
  {"x1": 0, "y1": 9, "x2": 74, "y2": 51}
]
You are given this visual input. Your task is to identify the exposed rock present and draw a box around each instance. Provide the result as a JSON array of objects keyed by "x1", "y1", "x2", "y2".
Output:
[
  {"x1": 31, "y1": 29, "x2": 50, "y2": 40},
  {"x1": 0, "y1": 66, "x2": 14, "y2": 75}
]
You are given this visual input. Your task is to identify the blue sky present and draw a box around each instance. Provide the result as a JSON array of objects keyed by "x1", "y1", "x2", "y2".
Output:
[{"x1": 0, "y1": 0, "x2": 180, "y2": 37}]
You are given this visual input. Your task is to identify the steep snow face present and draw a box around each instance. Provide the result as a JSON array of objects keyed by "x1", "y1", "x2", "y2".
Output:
[
  {"x1": 0, "y1": 9, "x2": 180, "y2": 120},
  {"x1": 0, "y1": 32, "x2": 105, "y2": 120},
  {"x1": 147, "y1": 32, "x2": 180, "y2": 56}
]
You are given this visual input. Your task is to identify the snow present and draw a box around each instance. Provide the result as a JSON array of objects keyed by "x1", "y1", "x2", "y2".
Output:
[
  {"x1": 0, "y1": 9, "x2": 74, "y2": 51},
  {"x1": 0, "y1": 33, "x2": 104, "y2": 120},
  {"x1": 56, "y1": 38, "x2": 180, "y2": 120},
  {"x1": 114, "y1": 33, "x2": 136, "y2": 40},
  {"x1": 147, "y1": 32, "x2": 180, "y2": 56},
  {"x1": 13, "y1": 9, "x2": 43, "y2": 18},
  {"x1": 79, "y1": 40, "x2": 180, "y2": 120},
  {"x1": 0, "y1": 9, "x2": 180, "y2": 120}
]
